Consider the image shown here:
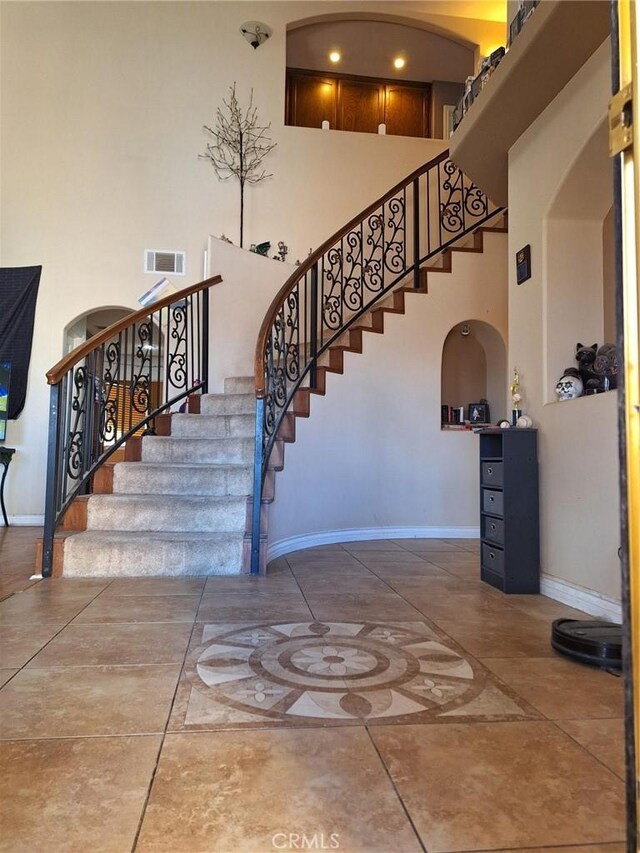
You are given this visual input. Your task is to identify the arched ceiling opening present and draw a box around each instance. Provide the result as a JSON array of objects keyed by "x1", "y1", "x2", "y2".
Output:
[{"x1": 287, "y1": 18, "x2": 475, "y2": 83}]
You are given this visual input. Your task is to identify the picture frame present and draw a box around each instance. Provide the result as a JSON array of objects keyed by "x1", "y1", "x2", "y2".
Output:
[
  {"x1": 468, "y1": 401, "x2": 489, "y2": 424},
  {"x1": 0, "y1": 362, "x2": 11, "y2": 442}
]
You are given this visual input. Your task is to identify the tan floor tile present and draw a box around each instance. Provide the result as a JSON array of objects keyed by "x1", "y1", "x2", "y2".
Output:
[
  {"x1": 442, "y1": 537, "x2": 480, "y2": 549},
  {"x1": 136, "y1": 728, "x2": 422, "y2": 852},
  {"x1": 488, "y1": 846, "x2": 625, "y2": 853},
  {"x1": 390, "y1": 539, "x2": 467, "y2": 553},
  {"x1": 287, "y1": 545, "x2": 347, "y2": 556},
  {"x1": 436, "y1": 563, "x2": 481, "y2": 579},
  {"x1": 432, "y1": 611, "x2": 556, "y2": 658},
  {"x1": 101, "y1": 577, "x2": 205, "y2": 596},
  {"x1": 0, "y1": 670, "x2": 17, "y2": 688},
  {"x1": 411, "y1": 594, "x2": 518, "y2": 623},
  {"x1": 351, "y1": 551, "x2": 429, "y2": 564},
  {"x1": 0, "y1": 664, "x2": 181, "y2": 738},
  {"x1": 74, "y1": 594, "x2": 200, "y2": 624},
  {"x1": 204, "y1": 575, "x2": 299, "y2": 594},
  {"x1": 383, "y1": 574, "x2": 490, "y2": 594},
  {"x1": 23, "y1": 578, "x2": 112, "y2": 596},
  {"x1": 287, "y1": 554, "x2": 364, "y2": 567},
  {"x1": 504, "y1": 594, "x2": 590, "y2": 622},
  {"x1": 0, "y1": 735, "x2": 161, "y2": 852},
  {"x1": 196, "y1": 593, "x2": 311, "y2": 623},
  {"x1": 421, "y1": 550, "x2": 480, "y2": 565},
  {"x1": 557, "y1": 718, "x2": 626, "y2": 779},
  {"x1": 342, "y1": 540, "x2": 406, "y2": 552},
  {"x1": 371, "y1": 720, "x2": 626, "y2": 851},
  {"x1": 483, "y1": 657, "x2": 624, "y2": 719},
  {"x1": 306, "y1": 593, "x2": 424, "y2": 622},
  {"x1": 288, "y1": 563, "x2": 373, "y2": 578},
  {"x1": 0, "y1": 623, "x2": 67, "y2": 668},
  {"x1": 27, "y1": 621, "x2": 193, "y2": 667},
  {"x1": 368, "y1": 562, "x2": 452, "y2": 580},
  {"x1": 0, "y1": 594, "x2": 94, "y2": 626},
  {"x1": 295, "y1": 576, "x2": 390, "y2": 595}
]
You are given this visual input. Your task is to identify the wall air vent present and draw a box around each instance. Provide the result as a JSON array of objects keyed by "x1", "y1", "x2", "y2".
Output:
[{"x1": 144, "y1": 250, "x2": 186, "y2": 275}]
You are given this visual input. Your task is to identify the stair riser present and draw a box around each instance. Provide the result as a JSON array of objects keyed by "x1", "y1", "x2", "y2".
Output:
[
  {"x1": 223, "y1": 377, "x2": 255, "y2": 395},
  {"x1": 142, "y1": 438, "x2": 253, "y2": 465},
  {"x1": 200, "y1": 394, "x2": 255, "y2": 415},
  {"x1": 170, "y1": 414, "x2": 255, "y2": 439},
  {"x1": 87, "y1": 498, "x2": 247, "y2": 533},
  {"x1": 112, "y1": 465, "x2": 253, "y2": 497},
  {"x1": 62, "y1": 537, "x2": 244, "y2": 576}
]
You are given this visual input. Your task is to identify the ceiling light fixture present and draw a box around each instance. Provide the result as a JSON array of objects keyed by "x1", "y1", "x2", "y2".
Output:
[
  {"x1": 240, "y1": 21, "x2": 272, "y2": 49},
  {"x1": 329, "y1": 50, "x2": 341, "y2": 63},
  {"x1": 393, "y1": 56, "x2": 406, "y2": 70}
]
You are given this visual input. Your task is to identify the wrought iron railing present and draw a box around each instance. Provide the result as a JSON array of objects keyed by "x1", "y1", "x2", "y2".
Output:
[
  {"x1": 42, "y1": 275, "x2": 222, "y2": 576},
  {"x1": 251, "y1": 150, "x2": 505, "y2": 572}
]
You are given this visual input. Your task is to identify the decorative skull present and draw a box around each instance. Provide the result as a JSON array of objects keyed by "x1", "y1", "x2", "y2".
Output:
[{"x1": 555, "y1": 370, "x2": 584, "y2": 401}]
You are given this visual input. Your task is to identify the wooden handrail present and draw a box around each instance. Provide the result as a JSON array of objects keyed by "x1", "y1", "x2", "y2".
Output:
[
  {"x1": 47, "y1": 275, "x2": 223, "y2": 385},
  {"x1": 253, "y1": 149, "x2": 450, "y2": 395}
]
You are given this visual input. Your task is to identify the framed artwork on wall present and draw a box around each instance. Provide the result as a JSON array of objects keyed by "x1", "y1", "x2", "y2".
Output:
[{"x1": 468, "y1": 401, "x2": 489, "y2": 424}]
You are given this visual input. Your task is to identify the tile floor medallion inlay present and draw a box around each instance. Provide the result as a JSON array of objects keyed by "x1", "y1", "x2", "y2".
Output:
[{"x1": 172, "y1": 620, "x2": 537, "y2": 729}]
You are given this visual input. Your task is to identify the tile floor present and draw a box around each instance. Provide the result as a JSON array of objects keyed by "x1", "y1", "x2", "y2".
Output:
[{"x1": 0, "y1": 530, "x2": 628, "y2": 852}]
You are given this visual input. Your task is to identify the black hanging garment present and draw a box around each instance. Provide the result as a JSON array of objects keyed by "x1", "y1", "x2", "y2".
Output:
[{"x1": 0, "y1": 266, "x2": 42, "y2": 419}]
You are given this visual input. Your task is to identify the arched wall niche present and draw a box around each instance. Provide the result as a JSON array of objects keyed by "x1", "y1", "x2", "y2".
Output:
[
  {"x1": 544, "y1": 117, "x2": 614, "y2": 402},
  {"x1": 441, "y1": 320, "x2": 506, "y2": 426}
]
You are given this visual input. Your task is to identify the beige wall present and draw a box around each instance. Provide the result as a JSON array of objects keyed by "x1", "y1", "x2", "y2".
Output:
[
  {"x1": 268, "y1": 231, "x2": 507, "y2": 549},
  {"x1": 508, "y1": 39, "x2": 620, "y2": 601},
  {"x1": 1, "y1": 1, "x2": 462, "y2": 519}
]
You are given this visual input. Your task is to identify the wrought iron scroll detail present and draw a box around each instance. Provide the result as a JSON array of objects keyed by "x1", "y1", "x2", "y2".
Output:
[{"x1": 258, "y1": 154, "x2": 504, "y2": 478}]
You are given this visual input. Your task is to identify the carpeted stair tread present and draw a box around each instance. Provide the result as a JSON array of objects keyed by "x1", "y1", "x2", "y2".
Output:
[
  {"x1": 112, "y1": 461, "x2": 252, "y2": 496},
  {"x1": 62, "y1": 530, "x2": 245, "y2": 577},
  {"x1": 86, "y1": 493, "x2": 247, "y2": 533}
]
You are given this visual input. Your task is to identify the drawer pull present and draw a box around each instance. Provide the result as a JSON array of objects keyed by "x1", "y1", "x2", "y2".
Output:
[
  {"x1": 490, "y1": 523, "x2": 496, "y2": 530},
  {"x1": 487, "y1": 467, "x2": 493, "y2": 475},
  {"x1": 489, "y1": 552, "x2": 495, "y2": 559},
  {"x1": 489, "y1": 495, "x2": 495, "y2": 502}
]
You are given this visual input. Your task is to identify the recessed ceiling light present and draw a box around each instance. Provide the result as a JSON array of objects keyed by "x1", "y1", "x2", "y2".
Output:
[
  {"x1": 393, "y1": 56, "x2": 406, "y2": 69},
  {"x1": 329, "y1": 51, "x2": 341, "y2": 63}
]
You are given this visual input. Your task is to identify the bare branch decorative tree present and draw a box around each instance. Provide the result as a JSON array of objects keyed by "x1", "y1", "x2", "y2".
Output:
[{"x1": 201, "y1": 83, "x2": 277, "y2": 248}]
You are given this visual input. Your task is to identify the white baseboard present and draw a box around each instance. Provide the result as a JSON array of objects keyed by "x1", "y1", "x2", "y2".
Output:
[
  {"x1": 267, "y1": 526, "x2": 479, "y2": 561},
  {"x1": 6, "y1": 515, "x2": 44, "y2": 526},
  {"x1": 541, "y1": 573, "x2": 622, "y2": 622}
]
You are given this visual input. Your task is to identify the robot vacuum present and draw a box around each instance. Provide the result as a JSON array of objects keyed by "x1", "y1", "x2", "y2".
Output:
[{"x1": 551, "y1": 619, "x2": 623, "y2": 669}]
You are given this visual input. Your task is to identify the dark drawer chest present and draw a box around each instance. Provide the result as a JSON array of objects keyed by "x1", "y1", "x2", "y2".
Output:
[{"x1": 479, "y1": 428, "x2": 540, "y2": 594}]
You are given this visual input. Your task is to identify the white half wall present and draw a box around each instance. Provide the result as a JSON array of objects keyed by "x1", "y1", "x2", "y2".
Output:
[
  {"x1": 267, "y1": 231, "x2": 507, "y2": 549},
  {"x1": 508, "y1": 39, "x2": 621, "y2": 602}
]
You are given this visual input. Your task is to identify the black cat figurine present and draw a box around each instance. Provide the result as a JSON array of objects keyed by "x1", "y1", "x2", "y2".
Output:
[
  {"x1": 593, "y1": 343, "x2": 618, "y2": 391},
  {"x1": 575, "y1": 343, "x2": 600, "y2": 392}
]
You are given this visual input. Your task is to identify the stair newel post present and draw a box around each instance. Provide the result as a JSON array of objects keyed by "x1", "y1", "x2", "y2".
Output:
[
  {"x1": 42, "y1": 381, "x2": 63, "y2": 577},
  {"x1": 309, "y1": 262, "x2": 319, "y2": 388},
  {"x1": 201, "y1": 287, "x2": 210, "y2": 395},
  {"x1": 251, "y1": 396, "x2": 265, "y2": 574},
  {"x1": 413, "y1": 177, "x2": 421, "y2": 288}
]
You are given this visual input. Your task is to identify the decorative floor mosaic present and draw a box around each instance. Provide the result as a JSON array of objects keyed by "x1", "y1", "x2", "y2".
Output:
[{"x1": 170, "y1": 620, "x2": 538, "y2": 730}]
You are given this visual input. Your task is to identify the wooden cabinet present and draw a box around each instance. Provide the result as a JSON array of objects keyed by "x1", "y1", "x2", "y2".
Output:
[
  {"x1": 479, "y1": 429, "x2": 540, "y2": 594},
  {"x1": 286, "y1": 68, "x2": 430, "y2": 138}
]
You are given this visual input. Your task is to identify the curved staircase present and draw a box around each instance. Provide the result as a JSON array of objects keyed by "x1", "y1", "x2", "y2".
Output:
[{"x1": 41, "y1": 151, "x2": 506, "y2": 578}]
